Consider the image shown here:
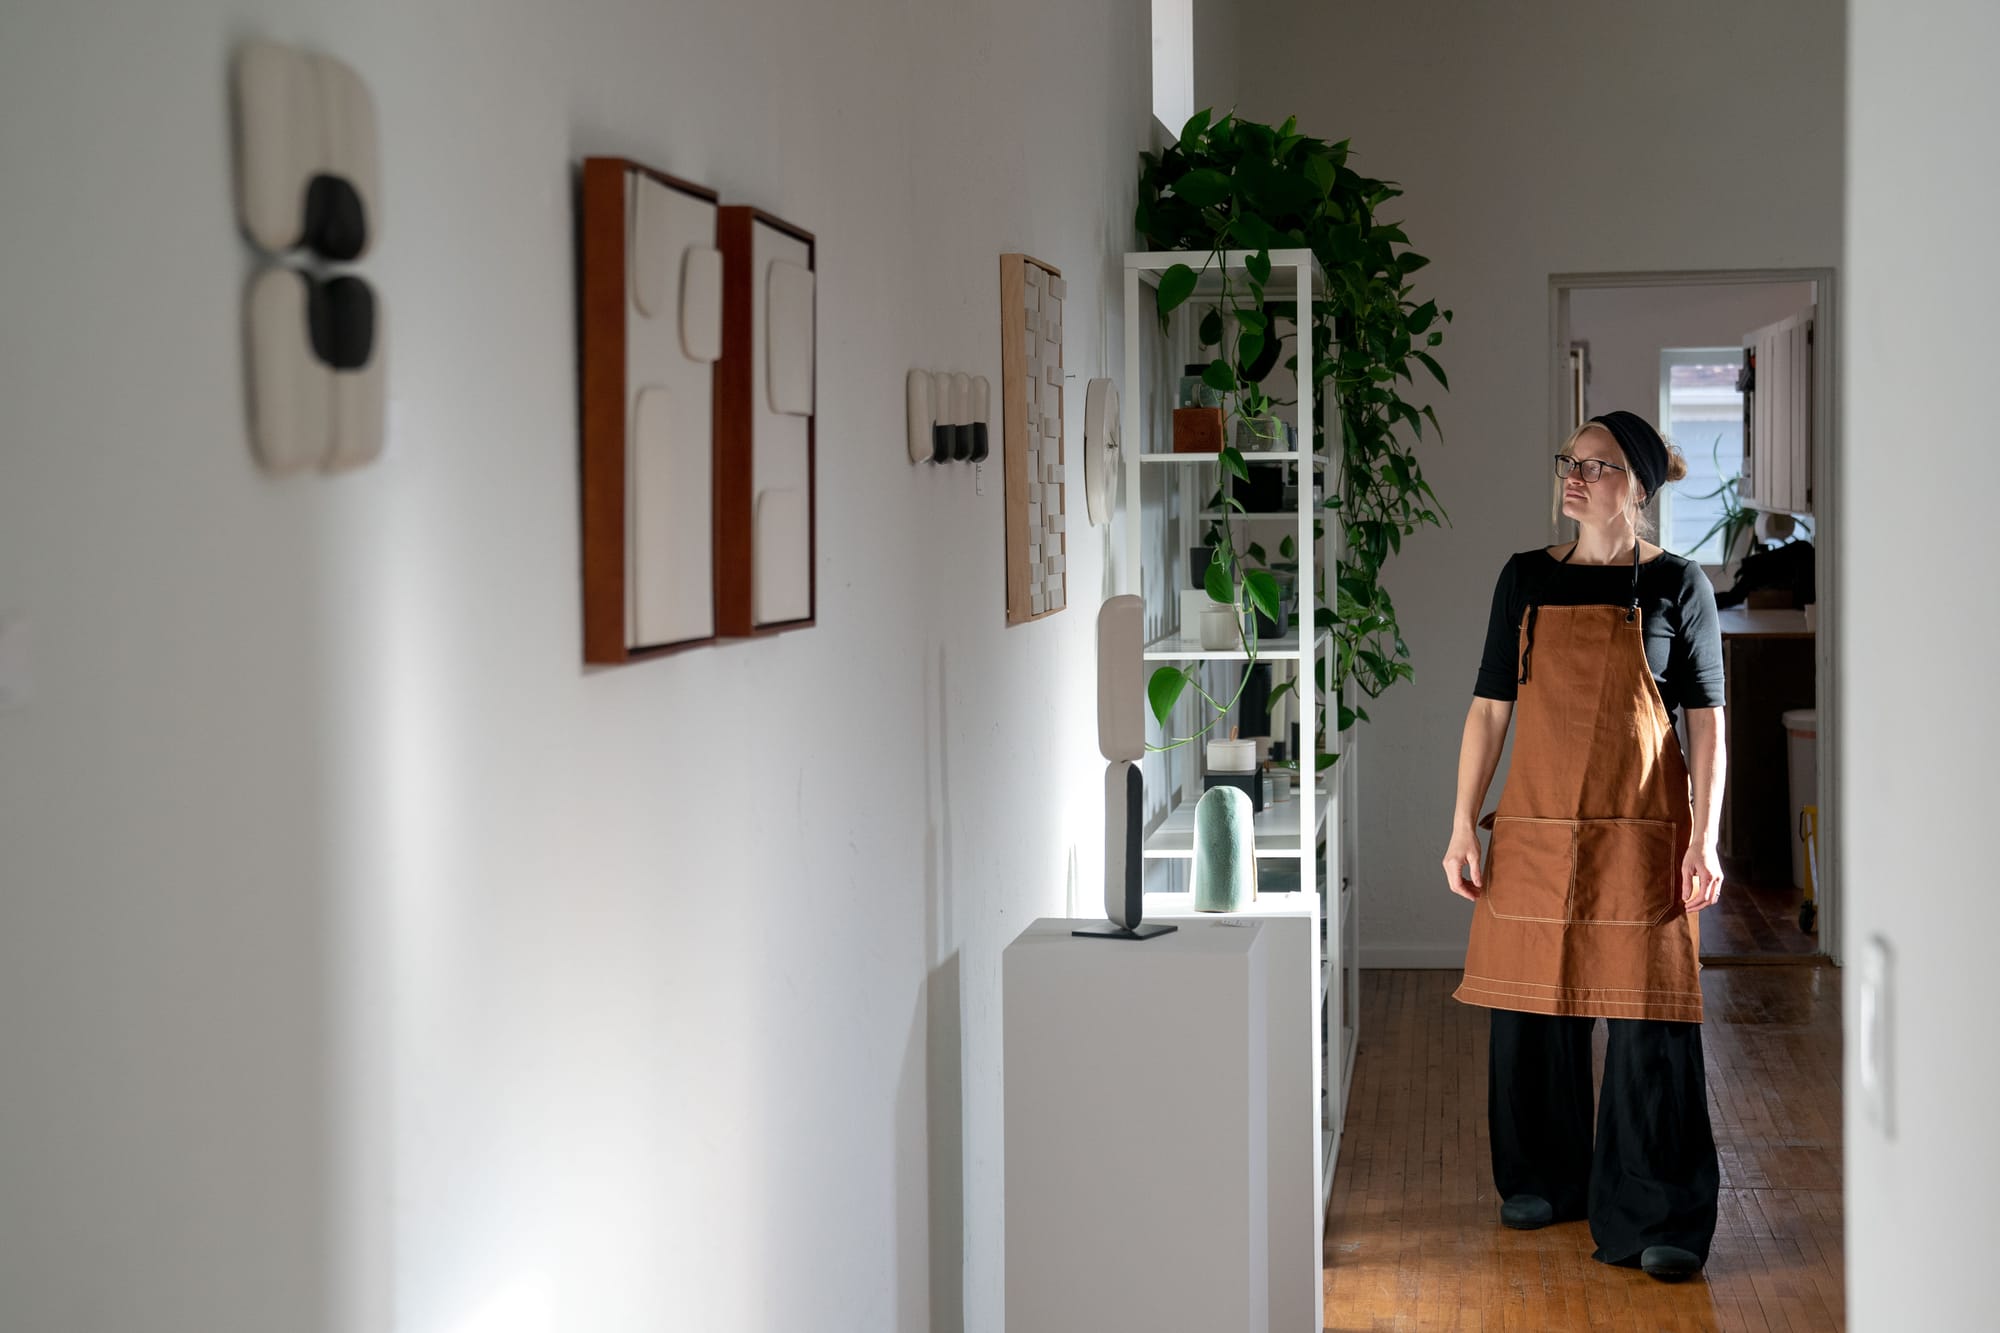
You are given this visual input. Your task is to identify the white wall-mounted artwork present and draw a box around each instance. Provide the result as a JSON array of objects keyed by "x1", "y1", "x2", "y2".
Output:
[
  {"x1": 231, "y1": 39, "x2": 385, "y2": 476},
  {"x1": 906, "y1": 368, "x2": 991, "y2": 464},
  {"x1": 715, "y1": 207, "x2": 817, "y2": 637},
  {"x1": 580, "y1": 158, "x2": 721, "y2": 664}
]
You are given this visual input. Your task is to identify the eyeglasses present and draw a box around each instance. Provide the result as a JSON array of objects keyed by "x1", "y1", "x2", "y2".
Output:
[{"x1": 1553, "y1": 453, "x2": 1628, "y2": 483}]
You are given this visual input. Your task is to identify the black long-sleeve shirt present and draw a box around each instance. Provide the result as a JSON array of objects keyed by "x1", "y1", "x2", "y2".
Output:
[{"x1": 1472, "y1": 546, "x2": 1726, "y2": 723}]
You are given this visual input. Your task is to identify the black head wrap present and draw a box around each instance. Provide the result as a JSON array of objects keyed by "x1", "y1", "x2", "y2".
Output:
[{"x1": 1586, "y1": 410, "x2": 1669, "y2": 502}]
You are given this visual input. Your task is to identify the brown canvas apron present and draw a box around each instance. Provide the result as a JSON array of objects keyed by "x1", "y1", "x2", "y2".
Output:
[{"x1": 1454, "y1": 542, "x2": 1703, "y2": 1022}]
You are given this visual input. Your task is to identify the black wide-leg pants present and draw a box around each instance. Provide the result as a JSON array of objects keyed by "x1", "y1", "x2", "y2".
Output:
[{"x1": 1488, "y1": 1008, "x2": 1721, "y2": 1264}]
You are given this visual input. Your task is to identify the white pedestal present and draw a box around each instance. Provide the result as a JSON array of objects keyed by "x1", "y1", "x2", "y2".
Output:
[{"x1": 1004, "y1": 918, "x2": 1270, "y2": 1333}]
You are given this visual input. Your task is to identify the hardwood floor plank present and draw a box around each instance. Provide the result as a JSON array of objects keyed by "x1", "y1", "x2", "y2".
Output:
[{"x1": 1324, "y1": 967, "x2": 1843, "y2": 1331}]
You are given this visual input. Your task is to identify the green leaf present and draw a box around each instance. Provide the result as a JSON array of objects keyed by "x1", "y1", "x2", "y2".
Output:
[
  {"x1": 1179, "y1": 107, "x2": 1212, "y2": 145},
  {"x1": 1317, "y1": 751, "x2": 1339, "y2": 771},
  {"x1": 1157, "y1": 263, "x2": 1198, "y2": 319},
  {"x1": 1303, "y1": 155, "x2": 1336, "y2": 196},
  {"x1": 1396, "y1": 251, "x2": 1431, "y2": 274},
  {"x1": 1235, "y1": 330, "x2": 1265, "y2": 372},
  {"x1": 1412, "y1": 350, "x2": 1448, "y2": 389},
  {"x1": 1148, "y1": 667, "x2": 1189, "y2": 727},
  {"x1": 1280, "y1": 534, "x2": 1296, "y2": 560},
  {"x1": 1202, "y1": 360, "x2": 1238, "y2": 393},
  {"x1": 1204, "y1": 557, "x2": 1235, "y2": 607},
  {"x1": 1243, "y1": 569, "x2": 1282, "y2": 624},
  {"x1": 1174, "y1": 168, "x2": 1232, "y2": 208},
  {"x1": 1246, "y1": 249, "x2": 1272, "y2": 285},
  {"x1": 1247, "y1": 542, "x2": 1268, "y2": 564},
  {"x1": 1219, "y1": 447, "x2": 1249, "y2": 481},
  {"x1": 1199, "y1": 308, "x2": 1223, "y2": 346}
]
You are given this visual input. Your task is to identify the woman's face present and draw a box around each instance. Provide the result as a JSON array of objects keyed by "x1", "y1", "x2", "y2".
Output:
[{"x1": 1560, "y1": 426, "x2": 1635, "y2": 529}]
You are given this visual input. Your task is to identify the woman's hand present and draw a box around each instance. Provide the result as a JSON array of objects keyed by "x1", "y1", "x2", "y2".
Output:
[
  {"x1": 1681, "y1": 840, "x2": 1724, "y2": 912},
  {"x1": 1442, "y1": 826, "x2": 1484, "y2": 901}
]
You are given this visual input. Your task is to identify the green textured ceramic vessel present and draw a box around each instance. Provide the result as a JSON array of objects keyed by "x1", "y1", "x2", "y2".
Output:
[{"x1": 1193, "y1": 785, "x2": 1257, "y2": 912}]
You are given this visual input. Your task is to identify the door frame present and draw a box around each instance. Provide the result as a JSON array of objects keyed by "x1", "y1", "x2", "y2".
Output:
[{"x1": 1550, "y1": 268, "x2": 1842, "y2": 964}]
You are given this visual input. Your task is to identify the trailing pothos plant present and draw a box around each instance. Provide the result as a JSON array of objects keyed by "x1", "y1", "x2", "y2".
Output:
[{"x1": 1137, "y1": 108, "x2": 1453, "y2": 772}]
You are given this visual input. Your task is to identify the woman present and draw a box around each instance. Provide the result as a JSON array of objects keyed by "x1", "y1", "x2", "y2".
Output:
[{"x1": 1440, "y1": 411, "x2": 1727, "y2": 1282}]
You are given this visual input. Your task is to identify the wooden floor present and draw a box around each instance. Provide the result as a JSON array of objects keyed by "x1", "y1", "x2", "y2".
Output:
[
  {"x1": 1324, "y1": 966, "x2": 1842, "y2": 1332},
  {"x1": 1701, "y1": 856, "x2": 1820, "y2": 959}
]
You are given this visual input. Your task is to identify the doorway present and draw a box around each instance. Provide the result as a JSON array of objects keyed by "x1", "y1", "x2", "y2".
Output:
[{"x1": 1551, "y1": 271, "x2": 1840, "y2": 965}]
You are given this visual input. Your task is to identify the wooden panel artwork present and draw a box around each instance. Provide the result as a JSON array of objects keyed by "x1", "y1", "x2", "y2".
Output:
[
  {"x1": 714, "y1": 206, "x2": 817, "y2": 637},
  {"x1": 1001, "y1": 252, "x2": 1067, "y2": 624},
  {"x1": 579, "y1": 157, "x2": 721, "y2": 665}
]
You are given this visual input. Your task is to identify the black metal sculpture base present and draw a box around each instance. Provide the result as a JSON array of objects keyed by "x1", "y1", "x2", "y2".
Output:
[{"x1": 1071, "y1": 922, "x2": 1179, "y2": 940}]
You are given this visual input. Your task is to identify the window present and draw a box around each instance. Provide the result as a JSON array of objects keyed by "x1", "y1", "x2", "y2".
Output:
[
  {"x1": 1657, "y1": 348, "x2": 1743, "y2": 565},
  {"x1": 1151, "y1": 0, "x2": 1193, "y2": 133}
]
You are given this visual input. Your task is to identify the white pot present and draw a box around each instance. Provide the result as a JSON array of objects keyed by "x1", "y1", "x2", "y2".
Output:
[{"x1": 1199, "y1": 602, "x2": 1240, "y2": 651}]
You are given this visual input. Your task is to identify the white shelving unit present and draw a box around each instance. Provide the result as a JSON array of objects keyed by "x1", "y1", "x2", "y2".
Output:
[{"x1": 1119, "y1": 249, "x2": 1359, "y2": 1333}]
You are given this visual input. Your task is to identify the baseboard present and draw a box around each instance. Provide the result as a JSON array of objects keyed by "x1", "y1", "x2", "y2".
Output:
[{"x1": 1360, "y1": 944, "x2": 1466, "y2": 969}]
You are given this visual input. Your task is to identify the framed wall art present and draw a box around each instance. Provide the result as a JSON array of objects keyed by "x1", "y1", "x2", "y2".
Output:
[
  {"x1": 714, "y1": 206, "x2": 817, "y2": 636},
  {"x1": 579, "y1": 156, "x2": 722, "y2": 663},
  {"x1": 1001, "y1": 252, "x2": 1067, "y2": 624}
]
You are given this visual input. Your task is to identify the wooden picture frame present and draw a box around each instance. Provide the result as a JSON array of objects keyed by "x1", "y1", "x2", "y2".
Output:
[
  {"x1": 1001, "y1": 252, "x2": 1067, "y2": 624},
  {"x1": 578, "y1": 156, "x2": 723, "y2": 664},
  {"x1": 714, "y1": 206, "x2": 817, "y2": 637}
]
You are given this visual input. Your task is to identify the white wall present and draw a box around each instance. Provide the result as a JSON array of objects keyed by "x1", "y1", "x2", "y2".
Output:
[
  {"x1": 1568, "y1": 280, "x2": 1815, "y2": 458},
  {"x1": 1844, "y1": 1, "x2": 2000, "y2": 1325},
  {"x1": 0, "y1": 3, "x2": 1151, "y2": 1331},
  {"x1": 1229, "y1": 0, "x2": 1846, "y2": 965}
]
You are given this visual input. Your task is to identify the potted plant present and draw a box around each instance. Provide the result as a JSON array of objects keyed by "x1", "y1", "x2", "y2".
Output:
[{"x1": 1137, "y1": 109, "x2": 1452, "y2": 770}]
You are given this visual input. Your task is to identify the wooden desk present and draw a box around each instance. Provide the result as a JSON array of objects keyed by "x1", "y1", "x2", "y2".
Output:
[{"x1": 1716, "y1": 609, "x2": 1815, "y2": 885}]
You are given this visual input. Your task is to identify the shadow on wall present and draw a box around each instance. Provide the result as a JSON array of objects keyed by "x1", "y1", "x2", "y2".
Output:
[{"x1": 903, "y1": 642, "x2": 963, "y2": 1332}]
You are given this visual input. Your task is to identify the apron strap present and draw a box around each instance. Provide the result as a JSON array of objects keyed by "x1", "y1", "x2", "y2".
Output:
[
  {"x1": 1626, "y1": 536, "x2": 1642, "y2": 622},
  {"x1": 1519, "y1": 542, "x2": 1579, "y2": 683}
]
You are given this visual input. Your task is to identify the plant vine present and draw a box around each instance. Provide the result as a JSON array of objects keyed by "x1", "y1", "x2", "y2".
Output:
[{"x1": 1137, "y1": 108, "x2": 1454, "y2": 772}]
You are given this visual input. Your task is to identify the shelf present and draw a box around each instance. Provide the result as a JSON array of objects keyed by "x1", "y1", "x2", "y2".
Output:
[
  {"x1": 1143, "y1": 782, "x2": 1333, "y2": 860},
  {"x1": 1143, "y1": 627, "x2": 1330, "y2": 662},
  {"x1": 1198, "y1": 510, "x2": 1318, "y2": 521},
  {"x1": 1140, "y1": 450, "x2": 1316, "y2": 465},
  {"x1": 1126, "y1": 248, "x2": 1329, "y2": 299}
]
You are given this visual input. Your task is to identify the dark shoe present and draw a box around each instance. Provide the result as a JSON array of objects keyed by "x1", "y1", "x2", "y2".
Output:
[
  {"x1": 1640, "y1": 1245, "x2": 1702, "y2": 1281},
  {"x1": 1499, "y1": 1194, "x2": 1554, "y2": 1230}
]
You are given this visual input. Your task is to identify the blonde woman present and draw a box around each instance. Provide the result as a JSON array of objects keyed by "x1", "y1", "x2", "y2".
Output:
[{"x1": 1441, "y1": 411, "x2": 1727, "y2": 1282}]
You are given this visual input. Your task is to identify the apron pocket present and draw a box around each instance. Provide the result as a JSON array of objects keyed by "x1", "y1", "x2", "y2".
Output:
[
  {"x1": 1570, "y1": 817, "x2": 1680, "y2": 925},
  {"x1": 1482, "y1": 816, "x2": 1575, "y2": 922}
]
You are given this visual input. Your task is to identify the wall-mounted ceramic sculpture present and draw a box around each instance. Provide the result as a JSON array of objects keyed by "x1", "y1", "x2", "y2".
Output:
[
  {"x1": 1193, "y1": 786, "x2": 1257, "y2": 912},
  {"x1": 713, "y1": 207, "x2": 816, "y2": 636},
  {"x1": 1000, "y1": 253, "x2": 1067, "y2": 622},
  {"x1": 1073, "y1": 594, "x2": 1176, "y2": 940},
  {"x1": 1083, "y1": 376, "x2": 1120, "y2": 526},
  {"x1": 578, "y1": 157, "x2": 722, "y2": 664},
  {"x1": 906, "y1": 369, "x2": 991, "y2": 464},
  {"x1": 232, "y1": 39, "x2": 384, "y2": 475}
]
